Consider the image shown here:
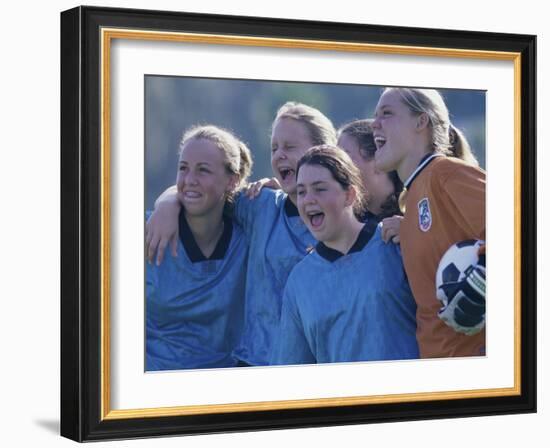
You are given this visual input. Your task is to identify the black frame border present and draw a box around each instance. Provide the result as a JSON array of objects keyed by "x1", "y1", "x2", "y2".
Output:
[{"x1": 60, "y1": 5, "x2": 536, "y2": 442}]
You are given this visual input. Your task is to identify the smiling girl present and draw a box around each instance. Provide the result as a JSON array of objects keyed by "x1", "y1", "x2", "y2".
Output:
[
  {"x1": 146, "y1": 125, "x2": 251, "y2": 370},
  {"x1": 372, "y1": 87, "x2": 486, "y2": 358},
  {"x1": 337, "y1": 119, "x2": 403, "y2": 234},
  {"x1": 271, "y1": 145, "x2": 418, "y2": 364},
  {"x1": 146, "y1": 102, "x2": 337, "y2": 366}
]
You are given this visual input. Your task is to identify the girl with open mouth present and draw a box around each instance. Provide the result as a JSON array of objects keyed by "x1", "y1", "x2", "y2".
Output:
[
  {"x1": 145, "y1": 102, "x2": 337, "y2": 366},
  {"x1": 145, "y1": 125, "x2": 251, "y2": 371},
  {"x1": 271, "y1": 145, "x2": 419, "y2": 364},
  {"x1": 337, "y1": 118, "x2": 403, "y2": 240},
  {"x1": 371, "y1": 87, "x2": 486, "y2": 358}
]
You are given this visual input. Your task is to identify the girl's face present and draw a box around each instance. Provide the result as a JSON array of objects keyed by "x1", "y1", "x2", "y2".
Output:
[
  {"x1": 338, "y1": 133, "x2": 395, "y2": 214},
  {"x1": 176, "y1": 138, "x2": 236, "y2": 217},
  {"x1": 372, "y1": 90, "x2": 421, "y2": 175},
  {"x1": 296, "y1": 164, "x2": 354, "y2": 246},
  {"x1": 271, "y1": 117, "x2": 315, "y2": 196}
]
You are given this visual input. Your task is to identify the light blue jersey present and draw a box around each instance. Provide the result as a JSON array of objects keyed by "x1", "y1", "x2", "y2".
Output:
[
  {"x1": 146, "y1": 212, "x2": 248, "y2": 371},
  {"x1": 231, "y1": 189, "x2": 316, "y2": 366},
  {"x1": 272, "y1": 225, "x2": 419, "y2": 365}
]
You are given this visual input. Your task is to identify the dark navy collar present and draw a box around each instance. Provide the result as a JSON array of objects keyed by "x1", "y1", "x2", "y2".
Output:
[
  {"x1": 360, "y1": 209, "x2": 381, "y2": 226},
  {"x1": 284, "y1": 196, "x2": 300, "y2": 217},
  {"x1": 315, "y1": 223, "x2": 376, "y2": 263},
  {"x1": 179, "y1": 210, "x2": 233, "y2": 263}
]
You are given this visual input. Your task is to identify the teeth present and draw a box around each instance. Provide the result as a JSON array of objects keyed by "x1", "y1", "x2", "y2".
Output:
[
  {"x1": 184, "y1": 191, "x2": 201, "y2": 198},
  {"x1": 374, "y1": 137, "x2": 386, "y2": 148}
]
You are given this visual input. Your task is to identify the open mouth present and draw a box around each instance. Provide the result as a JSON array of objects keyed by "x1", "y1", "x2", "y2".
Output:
[
  {"x1": 307, "y1": 211, "x2": 325, "y2": 229},
  {"x1": 183, "y1": 191, "x2": 202, "y2": 199},
  {"x1": 279, "y1": 168, "x2": 295, "y2": 182},
  {"x1": 374, "y1": 136, "x2": 387, "y2": 150}
]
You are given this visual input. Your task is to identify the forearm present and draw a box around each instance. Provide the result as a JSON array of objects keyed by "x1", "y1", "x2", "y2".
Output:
[{"x1": 154, "y1": 185, "x2": 179, "y2": 209}]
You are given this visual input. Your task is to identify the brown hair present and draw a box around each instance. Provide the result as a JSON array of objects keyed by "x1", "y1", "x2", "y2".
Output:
[
  {"x1": 273, "y1": 102, "x2": 337, "y2": 146},
  {"x1": 338, "y1": 119, "x2": 403, "y2": 218},
  {"x1": 296, "y1": 144, "x2": 367, "y2": 219}
]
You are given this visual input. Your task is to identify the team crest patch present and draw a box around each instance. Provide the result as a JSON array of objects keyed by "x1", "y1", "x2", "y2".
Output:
[{"x1": 417, "y1": 198, "x2": 432, "y2": 232}]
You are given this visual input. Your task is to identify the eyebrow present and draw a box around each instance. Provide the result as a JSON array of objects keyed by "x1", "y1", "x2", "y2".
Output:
[
  {"x1": 272, "y1": 139, "x2": 297, "y2": 146},
  {"x1": 296, "y1": 180, "x2": 328, "y2": 188},
  {"x1": 179, "y1": 161, "x2": 212, "y2": 166}
]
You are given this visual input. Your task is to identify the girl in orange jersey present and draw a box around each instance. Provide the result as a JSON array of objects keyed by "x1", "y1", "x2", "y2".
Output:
[{"x1": 372, "y1": 87, "x2": 486, "y2": 358}]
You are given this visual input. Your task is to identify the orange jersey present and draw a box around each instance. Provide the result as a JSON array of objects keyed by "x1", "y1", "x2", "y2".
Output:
[{"x1": 400, "y1": 156, "x2": 486, "y2": 358}]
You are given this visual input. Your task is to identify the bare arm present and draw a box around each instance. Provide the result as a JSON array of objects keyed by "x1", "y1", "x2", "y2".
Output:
[
  {"x1": 145, "y1": 185, "x2": 180, "y2": 266},
  {"x1": 243, "y1": 177, "x2": 282, "y2": 199}
]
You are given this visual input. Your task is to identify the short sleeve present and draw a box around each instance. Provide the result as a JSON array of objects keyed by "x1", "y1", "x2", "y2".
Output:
[
  {"x1": 232, "y1": 191, "x2": 261, "y2": 233},
  {"x1": 440, "y1": 164, "x2": 486, "y2": 240},
  {"x1": 233, "y1": 189, "x2": 282, "y2": 234}
]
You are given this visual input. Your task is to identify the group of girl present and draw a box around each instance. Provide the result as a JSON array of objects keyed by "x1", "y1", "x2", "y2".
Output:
[{"x1": 144, "y1": 87, "x2": 486, "y2": 371}]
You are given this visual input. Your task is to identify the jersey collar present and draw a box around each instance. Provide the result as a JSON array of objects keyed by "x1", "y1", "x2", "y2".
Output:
[
  {"x1": 284, "y1": 196, "x2": 300, "y2": 217},
  {"x1": 179, "y1": 210, "x2": 233, "y2": 263},
  {"x1": 403, "y1": 152, "x2": 444, "y2": 191},
  {"x1": 316, "y1": 222, "x2": 376, "y2": 263}
]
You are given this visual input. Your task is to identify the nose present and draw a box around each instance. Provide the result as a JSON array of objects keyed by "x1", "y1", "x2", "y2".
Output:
[
  {"x1": 187, "y1": 171, "x2": 199, "y2": 185},
  {"x1": 302, "y1": 190, "x2": 316, "y2": 205},
  {"x1": 372, "y1": 116, "x2": 381, "y2": 129},
  {"x1": 178, "y1": 170, "x2": 198, "y2": 189},
  {"x1": 272, "y1": 148, "x2": 286, "y2": 161}
]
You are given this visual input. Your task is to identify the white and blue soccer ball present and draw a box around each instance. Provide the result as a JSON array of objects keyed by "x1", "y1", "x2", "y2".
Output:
[{"x1": 435, "y1": 239, "x2": 485, "y2": 307}]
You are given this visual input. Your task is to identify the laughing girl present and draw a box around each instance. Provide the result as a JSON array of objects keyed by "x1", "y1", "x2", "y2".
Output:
[
  {"x1": 271, "y1": 145, "x2": 419, "y2": 364},
  {"x1": 146, "y1": 102, "x2": 337, "y2": 366},
  {"x1": 372, "y1": 87, "x2": 486, "y2": 358}
]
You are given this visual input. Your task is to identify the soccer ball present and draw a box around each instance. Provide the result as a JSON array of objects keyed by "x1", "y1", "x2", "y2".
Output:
[{"x1": 435, "y1": 239, "x2": 485, "y2": 307}]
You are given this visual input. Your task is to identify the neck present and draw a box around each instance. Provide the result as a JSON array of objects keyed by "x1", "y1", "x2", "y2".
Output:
[
  {"x1": 397, "y1": 147, "x2": 432, "y2": 183},
  {"x1": 366, "y1": 199, "x2": 383, "y2": 216},
  {"x1": 185, "y1": 204, "x2": 225, "y2": 248},
  {"x1": 323, "y1": 212, "x2": 364, "y2": 254}
]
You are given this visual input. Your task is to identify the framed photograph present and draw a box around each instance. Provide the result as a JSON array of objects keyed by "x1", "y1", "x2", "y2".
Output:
[{"x1": 60, "y1": 5, "x2": 536, "y2": 442}]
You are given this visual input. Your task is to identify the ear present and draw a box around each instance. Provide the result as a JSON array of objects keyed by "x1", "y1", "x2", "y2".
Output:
[
  {"x1": 226, "y1": 174, "x2": 239, "y2": 192},
  {"x1": 416, "y1": 113, "x2": 430, "y2": 131},
  {"x1": 344, "y1": 185, "x2": 358, "y2": 208}
]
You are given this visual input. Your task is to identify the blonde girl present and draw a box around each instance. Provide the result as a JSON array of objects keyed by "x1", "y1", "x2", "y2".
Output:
[
  {"x1": 372, "y1": 87, "x2": 486, "y2": 358},
  {"x1": 146, "y1": 125, "x2": 252, "y2": 370}
]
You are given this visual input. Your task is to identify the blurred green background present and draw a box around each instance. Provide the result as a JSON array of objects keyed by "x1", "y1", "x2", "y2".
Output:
[{"x1": 145, "y1": 76, "x2": 485, "y2": 210}]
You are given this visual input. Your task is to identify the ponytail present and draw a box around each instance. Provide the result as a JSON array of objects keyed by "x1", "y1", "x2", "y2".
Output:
[
  {"x1": 388, "y1": 88, "x2": 480, "y2": 167},
  {"x1": 448, "y1": 124, "x2": 479, "y2": 167},
  {"x1": 180, "y1": 124, "x2": 253, "y2": 207},
  {"x1": 235, "y1": 140, "x2": 253, "y2": 189}
]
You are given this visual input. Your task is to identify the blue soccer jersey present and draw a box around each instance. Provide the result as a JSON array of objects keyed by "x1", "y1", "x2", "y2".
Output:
[
  {"x1": 146, "y1": 211, "x2": 248, "y2": 371},
  {"x1": 231, "y1": 189, "x2": 316, "y2": 366},
  {"x1": 271, "y1": 224, "x2": 419, "y2": 365}
]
